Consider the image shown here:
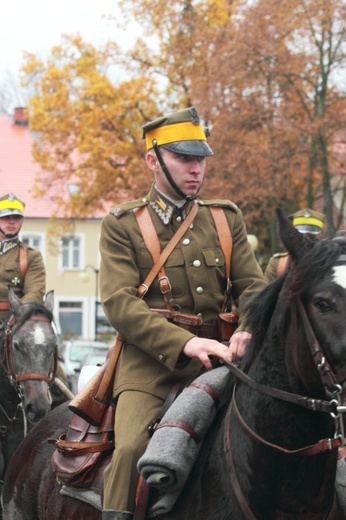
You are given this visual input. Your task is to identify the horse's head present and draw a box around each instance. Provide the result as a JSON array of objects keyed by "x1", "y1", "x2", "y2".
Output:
[
  {"x1": 276, "y1": 208, "x2": 346, "y2": 428},
  {"x1": 0, "y1": 288, "x2": 58, "y2": 425}
]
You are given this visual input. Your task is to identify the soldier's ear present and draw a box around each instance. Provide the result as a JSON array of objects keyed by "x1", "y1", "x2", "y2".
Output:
[{"x1": 145, "y1": 150, "x2": 159, "y2": 172}]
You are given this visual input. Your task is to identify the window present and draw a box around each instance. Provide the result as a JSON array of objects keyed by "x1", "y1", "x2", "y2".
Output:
[
  {"x1": 60, "y1": 235, "x2": 83, "y2": 270},
  {"x1": 21, "y1": 233, "x2": 45, "y2": 259},
  {"x1": 58, "y1": 300, "x2": 83, "y2": 338}
]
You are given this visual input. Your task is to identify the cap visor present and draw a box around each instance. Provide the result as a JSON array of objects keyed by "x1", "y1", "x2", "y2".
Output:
[
  {"x1": 295, "y1": 225, "x2": 322, "y2": 234},
  {"x1": 162, "y1": 140, "x2": 213, "y2": 157},
  {"x1": 0, "y1": 209, "x2": 24, "y2": 217}
]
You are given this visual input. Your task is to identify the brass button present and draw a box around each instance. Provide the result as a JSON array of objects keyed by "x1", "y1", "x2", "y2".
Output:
[
  {"x1": 196, "y1": 286, "x2": 204, "y2": 294},
  {"x1": 193, "y1": 260, "x2": 201, "y2": 267},
  {"x1": 182, "y1": 238, "x2": 190, "y2": 246},
  {"x1": 176, "y1": 216, "x2": 182, "y2": 223},
  {"x1": 159, "y1": 354, "x2": 166, "y2": 362}
]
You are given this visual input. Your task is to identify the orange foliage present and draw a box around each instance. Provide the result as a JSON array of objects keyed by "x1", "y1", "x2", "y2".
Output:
[{"x1": 23, "y1": 0, "x2": 346, "y2": 259}]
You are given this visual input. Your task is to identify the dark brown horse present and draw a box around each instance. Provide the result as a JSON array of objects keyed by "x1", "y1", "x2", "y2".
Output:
[{"x1": 3, "y1": 209, "x2": 346, "y2": 519}]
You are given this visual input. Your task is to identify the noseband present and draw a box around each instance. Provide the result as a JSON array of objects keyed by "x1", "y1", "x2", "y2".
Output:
[{"x1": 1, "y1": 314, "x2": 58, "y2": 386}]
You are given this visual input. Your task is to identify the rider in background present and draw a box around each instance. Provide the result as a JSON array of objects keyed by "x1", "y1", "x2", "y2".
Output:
[
  {"x1": 264, "y1": 208, "x2": 325, "y2": 283},
  {"x1": 0, "y1": 193, "x2": 45, "y2": 324}
]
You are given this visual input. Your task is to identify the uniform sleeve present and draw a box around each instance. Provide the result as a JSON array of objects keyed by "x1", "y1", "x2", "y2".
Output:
[
  {"x1": 99, "y1": 213, "x2": 194, "y2": 372},
  {"x1": 228, "y1": 208, "x2": 266, "y2": 330},
  {"x1": 21, "y1": 249, "x2": 46, "y2": 303}
]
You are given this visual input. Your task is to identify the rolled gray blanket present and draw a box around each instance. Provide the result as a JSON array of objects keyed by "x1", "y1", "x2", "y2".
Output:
[{"x1": 137, "y1": 366, "x2": 230, "y2": 517}]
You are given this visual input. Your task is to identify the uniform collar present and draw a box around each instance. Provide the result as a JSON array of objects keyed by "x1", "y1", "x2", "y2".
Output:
[
  {"x1": 0, "y1": 238, "x2": 19, "y2": 254},
  {"x1": 148, "y1": 185, "x2": 196, "y2": 225}
]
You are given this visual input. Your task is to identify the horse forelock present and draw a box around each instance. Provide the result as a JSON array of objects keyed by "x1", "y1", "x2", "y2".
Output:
[
  {"x1": 283, "y1": 239, "x2": 344, "y2": 301},
  {"x1": 11, "y1": 302, "x2": 54, "y2": 332}
]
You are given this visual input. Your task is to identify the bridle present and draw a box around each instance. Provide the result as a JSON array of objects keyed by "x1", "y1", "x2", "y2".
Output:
[
  {"x1": 0, "y1": 313, "x2": 58, "y2": 474},
  {"x1": 224, "y1": 262, "x2": 346, "y2": 519},
  {"x1": 0, "y1": 313, "x2": 58, "y2": 387}
]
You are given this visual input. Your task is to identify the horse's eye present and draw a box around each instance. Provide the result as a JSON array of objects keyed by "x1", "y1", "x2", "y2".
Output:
[{"x1": 313, "y1": 298, "x2": 332, "y2": 313}]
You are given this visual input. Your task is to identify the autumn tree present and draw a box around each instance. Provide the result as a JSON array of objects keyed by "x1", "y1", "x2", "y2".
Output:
[
  {"x1": 22, "y1": 36, "x2": 161, "y2": 221},
  {"x1": 23, "y1": 0, "x2": 346, "y2": 259}
]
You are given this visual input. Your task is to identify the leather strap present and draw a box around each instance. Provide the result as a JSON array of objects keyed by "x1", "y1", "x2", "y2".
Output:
[
  {"x1": 209, "y1": 207, "x2": 232, "y2": 281},
  {"x1": 209, "y1": 207, "x2": 233, "y2": 311},
  {"x1": 135, "y1": 201, "x2": 199, "y2": 300},
  {"x1": 156, "y1": 420, "x2": 199, "y2": 442},
  {"x1": 189, "y1": 381, "x2": 219, "y2": 403},
  {"x1": 19, "y1": 246, "x2": 28, "y2": 278},
  {"x1": 93, "y1": 335, "x2": 124, "y2": 403},
  {"x1": 0, "y1": 302, "x2": 10, "y2": 311}
]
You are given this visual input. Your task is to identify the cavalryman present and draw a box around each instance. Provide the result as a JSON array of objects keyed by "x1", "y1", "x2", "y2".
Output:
[
  {"x1": 100, "y1": 106, "x2": 266, "y2": 519},
  {"x1": 0, "y1": 193, "x2": 46, "y2": 323},
  {"x1": 264, "y1": 208, "x2": 326, "y2": 283}
]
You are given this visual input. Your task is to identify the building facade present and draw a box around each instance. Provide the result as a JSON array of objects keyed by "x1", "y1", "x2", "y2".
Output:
[{"x1": 0, "y1": 108, "x2": 115, "y2": 343}]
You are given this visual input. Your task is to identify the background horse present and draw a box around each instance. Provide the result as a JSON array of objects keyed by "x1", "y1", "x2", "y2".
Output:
[
  {"x1": 3, "y1": 208, "x2": 346, "y2": 519},
  {"x1": 0, "y1": 288, "x2": 63, "y2": 506}
]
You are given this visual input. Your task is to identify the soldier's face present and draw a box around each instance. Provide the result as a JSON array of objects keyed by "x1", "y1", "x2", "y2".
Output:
[
  {"x1": 0, "y1": 215, "x2": 23, "y2": 240},
  {"x1": 147, "y1": 148, "x2": 206, "y2": 200}
]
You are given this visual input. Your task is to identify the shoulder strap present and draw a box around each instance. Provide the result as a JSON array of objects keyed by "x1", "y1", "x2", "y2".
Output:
[
  {"x1": 209, "y1": 207, "x2": 232, "y2": 282},
  {"x1": 277, "y1": 255, "x2": 289, "y2": 277},
  {"x1": 19, "y1": 246, "x2": 28, "y2": 278},
  {"x1": 135, "y1": 202, "x2": 199, "y2": 300},
  {"x1": 209, "y1": 207, "x2": 233, "y2": 312}
]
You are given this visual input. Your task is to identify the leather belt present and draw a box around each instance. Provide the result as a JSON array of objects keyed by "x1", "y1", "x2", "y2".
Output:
[
  {"x1": 197, "y1": 322, "x2": 220, "y2": 340},
  {"x1": 0, "y1": 302, "x2": 10, "y2": 311}
]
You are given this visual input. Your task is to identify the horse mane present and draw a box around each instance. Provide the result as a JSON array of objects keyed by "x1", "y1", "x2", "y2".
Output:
[{"x1": 243, "y1": 237, "x2": 346, "y2": 371}]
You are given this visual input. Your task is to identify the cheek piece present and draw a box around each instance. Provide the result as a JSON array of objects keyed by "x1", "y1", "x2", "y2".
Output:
[{"x1": 152, "y1": 140, "x2": 201, "y2": 202}]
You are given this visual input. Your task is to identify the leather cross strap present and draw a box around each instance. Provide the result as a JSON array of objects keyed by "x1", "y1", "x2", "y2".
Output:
[
  {"x1": 19, "y1": 246, "x2": 28, "y2": 278},
  {"x1": 135, "y1": 201, "x2": 199, "y2": 300}
]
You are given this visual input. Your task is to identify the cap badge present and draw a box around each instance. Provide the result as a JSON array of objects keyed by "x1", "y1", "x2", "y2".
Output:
[{"x1": 188, "y1": 106, "x2": 200, "y2": 126}]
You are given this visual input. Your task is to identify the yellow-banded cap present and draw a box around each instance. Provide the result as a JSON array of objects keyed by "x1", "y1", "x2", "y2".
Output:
[
  {"x1": 0, "y1": 193, "x2": 25, "y2": 217},
  {"x1": 142, "y1": 106, "x2": 213, "y2": 157},
  {"x1": 289, "y1": 208, "x2": 325, "y2": 234}
]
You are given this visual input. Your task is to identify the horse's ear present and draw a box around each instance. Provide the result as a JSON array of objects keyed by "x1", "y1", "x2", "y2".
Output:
[
  {"x1": 8, "y1": 286, "x2": 22, "y2": 313},
  {"x1": 275, "y1": 207, "x2": 307, "y2": 261},
  {"x1": 44, "y1": 291, "x2": 54, "y2": 313}
]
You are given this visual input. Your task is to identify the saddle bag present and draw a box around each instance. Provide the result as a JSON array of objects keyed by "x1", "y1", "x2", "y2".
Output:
[{"x1": 49, "y1": 403, "x2": 115, "y2": 489}]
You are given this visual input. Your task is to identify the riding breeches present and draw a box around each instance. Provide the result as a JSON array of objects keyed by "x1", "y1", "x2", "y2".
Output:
[{"x1": 102, "y1": 390, "x2": 164, "y2": 512}]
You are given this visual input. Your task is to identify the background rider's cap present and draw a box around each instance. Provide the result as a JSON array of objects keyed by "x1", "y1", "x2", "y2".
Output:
[
  {"x1": 289, "y1": 207, "x2": 325, "y2": 235},
  {"x1": 142, "y1": 106, "x2": 213, "y2": 157},
  {"x1": 0, "y1": 193, "x2": 25, "y2": 218}
]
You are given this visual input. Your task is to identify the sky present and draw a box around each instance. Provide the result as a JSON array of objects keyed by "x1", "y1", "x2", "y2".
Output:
[{"x1": 0, "y1": 0, "x2": 133, "y2": 79}]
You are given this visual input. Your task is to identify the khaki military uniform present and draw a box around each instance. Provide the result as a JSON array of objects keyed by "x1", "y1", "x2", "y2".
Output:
[
  {"x1": 0, "y1": 239, "x2": 46, "y2": 322},
  {"x1": 100, "y1": 185, "x2": 265, "y2": 511},
  {"x1": 264, "y1": 252, "x2": 290, "y2": 284}
]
